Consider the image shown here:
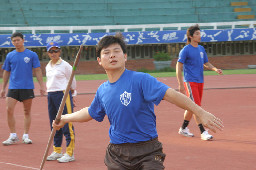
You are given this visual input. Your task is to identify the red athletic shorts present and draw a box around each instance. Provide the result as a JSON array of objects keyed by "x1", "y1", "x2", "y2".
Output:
[{"x1": 184, "y1": 82, "x2": 204, "y2": 106}]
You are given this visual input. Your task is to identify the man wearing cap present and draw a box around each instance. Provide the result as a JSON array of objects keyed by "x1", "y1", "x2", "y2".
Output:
[
  {"x1": 45, "y1": 41, "x2": 77, "y2": 163},
  {"x1": 1, "y1": 32, "x2": 45, "y2": 146}
]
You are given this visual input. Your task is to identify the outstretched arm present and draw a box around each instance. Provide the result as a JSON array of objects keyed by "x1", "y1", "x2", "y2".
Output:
[
  {"x1": 204, "y1": 62, "x2": 223, "y2": 75},
  {"x1": 53, "y1": 107, "x2": 93, "y2": 130},
  {"x1": 163, "y1": 88, "x2": 224, "y2": 133}
]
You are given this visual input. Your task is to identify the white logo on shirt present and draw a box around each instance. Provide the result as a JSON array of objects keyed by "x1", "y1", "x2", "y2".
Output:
[
  {"x1": 24, "y1": 57, "x2": 30, "y2": 63},
  {"x1": 120, "y1": 91, "x2": 131, "y2": 106},
  {"x1": 200, "y1": 52, "x2": 204, "y2": 59}
]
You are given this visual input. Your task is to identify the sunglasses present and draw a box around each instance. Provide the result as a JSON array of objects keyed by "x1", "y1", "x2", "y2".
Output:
[{"x1": 48, "y1": 49, "x2": 60, "y2": 53}]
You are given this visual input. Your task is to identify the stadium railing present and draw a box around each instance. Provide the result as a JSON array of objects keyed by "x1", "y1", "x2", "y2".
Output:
[{"x1": 0, "y1": 21, "x2": 255, "y2": 34}]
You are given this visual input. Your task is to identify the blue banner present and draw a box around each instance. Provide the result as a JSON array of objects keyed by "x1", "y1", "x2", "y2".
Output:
[{"x1": 0, "y1": 28, "x2": 255, "y2": 48}]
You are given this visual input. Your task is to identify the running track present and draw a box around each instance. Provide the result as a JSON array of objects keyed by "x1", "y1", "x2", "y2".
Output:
[{"x1": 0, "y1": 74, "x2": 255, "y2": 170}]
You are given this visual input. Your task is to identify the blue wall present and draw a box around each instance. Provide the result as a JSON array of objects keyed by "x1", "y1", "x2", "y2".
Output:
[{"x1": 1, "y1": 28, "x2": 255, "y2": 48}]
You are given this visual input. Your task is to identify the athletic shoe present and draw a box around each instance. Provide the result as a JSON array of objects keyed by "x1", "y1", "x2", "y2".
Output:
[
  {"x1": 201, "y1": 131, "x2": 213, "y2": 141},
  {"x1": 57, "y1": 153, "x2": 75, "y2": 163},
  {"x1": 2, "y1": 136, "x2": 19, "y2": 146},
  {"x1": 178, "y1": 127, "x2": 194, "y2": 137},
  {"x1": 47, "y1": 152, "x2": 63, "y2": 161},
  {"x1": 22, "y1": 137, "x2": 32, "y2": 144}
]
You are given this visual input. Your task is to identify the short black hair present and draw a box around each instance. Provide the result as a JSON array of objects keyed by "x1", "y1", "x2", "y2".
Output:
[
  {"x1": 96, "y1": 33, "x2": 127, "y2": 57},
  {"x1": 11, "y1": 32, "x2": 24, "y2": 40},
  {"x1": 186, "y1": 24, "x2": 200, "y2": 44}
]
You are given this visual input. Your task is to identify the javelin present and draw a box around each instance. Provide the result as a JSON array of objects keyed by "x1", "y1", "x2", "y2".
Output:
[{"x1": 39, "y1": 45, "x2": 83, "y2": 170}]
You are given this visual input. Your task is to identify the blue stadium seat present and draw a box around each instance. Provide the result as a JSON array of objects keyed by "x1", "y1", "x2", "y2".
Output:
[{"x1": 1, "y1": 0, "x2": 255, "y2": 27}]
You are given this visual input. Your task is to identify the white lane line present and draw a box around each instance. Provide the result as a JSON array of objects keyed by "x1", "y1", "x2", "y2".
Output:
[{"x1": 0, "y1": 161, "x2": 39, "y2": 170}]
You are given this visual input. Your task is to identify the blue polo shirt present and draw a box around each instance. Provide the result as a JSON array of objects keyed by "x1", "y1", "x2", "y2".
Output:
[
  {"x1": 178, "y1": 44, "x2": 208, "y2": 83},
  {"x1": 2, "y1": 49, "x2": 41, "y2": 89},
  {"x1": 88, "y1": 69, "x2": 169, "y2": 144}
]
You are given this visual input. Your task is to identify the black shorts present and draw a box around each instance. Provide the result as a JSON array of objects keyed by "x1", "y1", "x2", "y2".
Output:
[
  {"x1": 104, "y1": 138, "x2": 166, "y2": 170},
  {"x1": 7, "y1": 89, "x2": 35, "y2": 102}
]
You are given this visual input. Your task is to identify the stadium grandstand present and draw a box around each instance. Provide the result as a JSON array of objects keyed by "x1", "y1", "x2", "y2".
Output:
[{"x1": 0, "y1": 0, "x2": 256, "y2": 74}]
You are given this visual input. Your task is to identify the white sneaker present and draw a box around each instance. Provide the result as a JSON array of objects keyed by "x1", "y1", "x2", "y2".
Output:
[
  {"x1": 201, "y1": 131, "x2": 213, "y2": 141},
  {"x1": 57, "y1": 153, "x2": 75, "y2": 163},
  {"x1": 47, "y1": 152, "x2": 63, "y2": 161},
  {"x1": 2, "y1": 136, "x2": 19, "y2": 146},
  {"x1": 22, "y1": 137, "x2": 32, "y2": 144},
  {"x1": 178, "y1": 127, "x2": 194, "y2": 137}
]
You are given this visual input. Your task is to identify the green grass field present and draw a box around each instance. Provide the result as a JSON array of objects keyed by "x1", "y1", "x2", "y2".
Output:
[
  {"x1": 73, "y1": 69, "x2": 256, "y2": 81},
  {"x1": 0, "y1": 69, "x2": 255, "y2": 83}
]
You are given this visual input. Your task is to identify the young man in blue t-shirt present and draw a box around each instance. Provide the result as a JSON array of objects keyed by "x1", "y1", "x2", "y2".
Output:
[
  {"x1": 53, "y1": 33, "x2": 223, "y2": 169},
  {"x1": 1, "y1": 32, "x2": 45, "y2": 145},
  {"x1": 176, "y1": 24, "x2": 223, "y2": 140}
]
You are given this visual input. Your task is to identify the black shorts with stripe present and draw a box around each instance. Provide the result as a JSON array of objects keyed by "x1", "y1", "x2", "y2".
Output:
[{"x1": 7, "y1": 89, "x2": 35, "y2": 102}]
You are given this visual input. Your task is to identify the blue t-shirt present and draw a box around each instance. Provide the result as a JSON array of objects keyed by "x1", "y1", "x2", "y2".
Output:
[
  {"x1": 2, "y1": 49, "x2": 40, "y2": 89},
  {"x1": 178, "y1": 44, "x2": 208, "y2": 83},
  {"x1": 88, "y1": 69, "x2": 169, "y2": 144}
]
